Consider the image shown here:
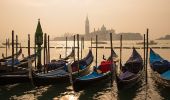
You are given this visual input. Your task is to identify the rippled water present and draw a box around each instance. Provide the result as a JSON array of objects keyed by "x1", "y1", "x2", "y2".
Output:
[{"x1": 0, "y1": 40, "x2": 170, "y2": 100}]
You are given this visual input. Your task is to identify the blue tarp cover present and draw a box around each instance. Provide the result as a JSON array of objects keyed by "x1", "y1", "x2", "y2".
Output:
[
  {"x1": 79, "y1": 71, "x2": 103, "y2": 80},
  {"x1": 161, "y1": 70, "x2": 170, "y2": 80}
]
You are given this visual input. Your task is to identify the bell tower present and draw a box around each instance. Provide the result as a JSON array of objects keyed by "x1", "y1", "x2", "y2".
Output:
[{"x1": 85, "y1": 16, "x2": 89, "y2": 34}]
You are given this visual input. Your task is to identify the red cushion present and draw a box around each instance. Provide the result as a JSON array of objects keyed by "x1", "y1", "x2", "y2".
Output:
[{"x1": 99, "y1": 61, "x2": 112, "y2": 73}]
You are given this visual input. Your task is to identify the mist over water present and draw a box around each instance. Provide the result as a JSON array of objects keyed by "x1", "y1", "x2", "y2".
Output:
[{"x1": 0, "y1": 40, "x2": 170, "y2": 100}]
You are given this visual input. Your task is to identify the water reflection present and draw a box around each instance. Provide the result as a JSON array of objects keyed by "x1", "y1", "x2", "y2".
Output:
[
  {"x1": 117, "y1": 81, "x2": 143, "y2": 100},
  {"x1": 38, "y1": 83, "x2": 71, "y2": 100},
  {"x1": 0, "y1": 83, "x2": 34, "y2": 99},
  {"x1": 154, "y1": 80, "x2": 170, "y2": 100},
  {"x1": 79, "y1": 81, "x2": 113, "y2": 100}
]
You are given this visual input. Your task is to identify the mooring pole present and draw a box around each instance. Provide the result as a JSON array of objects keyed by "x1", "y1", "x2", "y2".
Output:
[
  {"x1": 7, "y1": 38, "x2": 10, "y2": 49},
  {"x1": 120, "y1": 35, "x2": 122, "y2": 71},
  {"x1": 16, "y1": 35, "x2": 18, "y2": 58},
  {"x1": 77, "y1": 34, "x2": 80, "y2": 76},
  {"x1": 145, "y1": 29, "x2": 149, "y2": 84},
  {"x1": 73, "y1": 35, "x2": 76, "y2": 62},
  {"x1": 81, "y1": 37, "x2": 83, "y2": 59},
  {"x1": 6, "y1": 38, "x2": 7, "y2": 57},
  {"x1": 12, "y1": 30, "x2": 14, "y2": 71},
  {"x1": 96, "y1": 35, "x2": 98, "y2": 67},
  {"x1": 91, "y1": 37, "x2": 92, "y2": 49},
  {"x1": 43, "y1": 33, "x2": 47, "y2": 73},
  {"x1": 28, "y1": 34, "x2": 30, "y2": 57},
  {"x1": 83, "y1": 37, "x2": 84, "y2": 50},
  {"x1": 110, "y1": 33, "x2": 113, "y2": 84},
  {"x1": 48, "y1": 35, "x2": 50, "y2": 62},
  {"x1": 144, "y1": 34, "x2": 146, "y2": 74},
  {"x1": 66, "y1": 37, "x2": 68, "y2": 58}
]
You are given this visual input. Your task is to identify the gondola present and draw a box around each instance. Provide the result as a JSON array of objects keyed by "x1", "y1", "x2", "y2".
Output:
[
  {"x1": 0, "y1": 53, "x2": 36, "y2": 73},
  {"x1": 47, "y1": 49, "x2": 75, "y2": 71},
  {"x1": 0, "y1": 53, "x2": 36, "y2": 85},
  {"x1": 149, "y1": 48, "x2": 170, "y2": 87},
  {"x1": 73, "y1": 48, "x2": 118, "y2": 92},
  {"x1": 0, "y1": 48, "x2": 22, "y2": 62},
  {"x1": 31, "y1": 49, "x2": 94, "y2": 86},
  {"x1": 51, "y1": 48, "x2": 75, "y2": 62},
  {"x1": 116, "y1": 48, "x2": 143, "y2": 90}
]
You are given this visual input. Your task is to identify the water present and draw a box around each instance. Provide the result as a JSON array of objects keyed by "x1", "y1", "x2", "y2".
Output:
[{"x1": 0, "y1": 40, "x2": 170, "y2": 100}]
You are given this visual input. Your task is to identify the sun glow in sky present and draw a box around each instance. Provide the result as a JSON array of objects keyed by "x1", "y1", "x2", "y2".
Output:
[{"x1": 0, "y1": 0, "x2": 170, "y2": 40}]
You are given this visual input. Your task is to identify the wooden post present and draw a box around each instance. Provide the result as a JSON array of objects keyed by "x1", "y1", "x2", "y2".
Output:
[
  {"x1": 91, "y1": 37, "x2": 92, "y2": 49},
  {"x1": 43, "y1": 33, "x2": 47, "y2": 73},
  {"x1": 96, "y1": 35, "x2": 98, "y2": 67},
  {"x1": 66, "y1": 37, "x2": 67, "y2": 58},
  {"x1": 48, "y1": 35, "x2": 50, "y2": 62},
  {"x1": 120, "y1": 35, "x2": 122, "y2": 70},
  {"x1": 12, "y1": 30, "x2": 14, "y2": 71},
  {"x1": 81, "y1": 37, "x2": 83, "y2": 59},
  {"x1": 74, "y1": 35, "x2": 75, "y2": 62},
  {"x1": 16, "y1": 35, "x2": 18, "y2": 58},
  {"x1": 28, "y1": 34, "x2": 30, "y2": 57},
  {"x1": 110, "y1": 33, "x2": 113, "y2": 84},
  {"x1": 77, "y1": 34, "x2": 80, "y2": 76},
  {"x1": 83, "y1": 37, "x2": 84, "y2": 50},
  {"x1": 6, "y1": 38, "x2": 7, "y2": 57},
  {"x1": 7, "y1": 38, "x2": 10, "y2": 49},
  {"x1": 145, "y1": 29, "x2": 149, "y2": 83},
  {"x1": 143, "y1": 34, "x2": 146, "y2": 71}
]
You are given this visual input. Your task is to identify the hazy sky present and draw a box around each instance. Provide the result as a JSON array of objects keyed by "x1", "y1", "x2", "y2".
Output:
[{"x1": 0, "y1": 0, "x2": 170, "y2": 40}]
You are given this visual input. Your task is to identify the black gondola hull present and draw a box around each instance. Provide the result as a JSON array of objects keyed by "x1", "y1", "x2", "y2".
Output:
[
  {"x1": 0, "y1": 75, "x2": 30, "y2": 85},
  {"x1": 31, "y1": 63, "x2": 92, "y2": 87},
  {"x1": 116, "y1": 71, "x2": 143, "y2": 90},
  {"x1": 73, "y1": 72, "x2": 112, "y2": 92}
]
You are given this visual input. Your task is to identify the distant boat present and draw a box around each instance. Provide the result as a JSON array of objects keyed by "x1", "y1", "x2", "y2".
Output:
[
  {"x1": 136, "y1": 40, "x2": 157, "y2": 45},
  {"x1": 92, "y1": 41, "x2": 107, "y2": 44},
  {"x1": 2, "y1": 42, "x2": 21, "y2": 45}
]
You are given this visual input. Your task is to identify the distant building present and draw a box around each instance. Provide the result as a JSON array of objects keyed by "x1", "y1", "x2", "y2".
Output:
[
  {"x1": 53, "y1": 16, "x2": 143, "y2": 41},
  {"x1": 157, "y1": 34, "x2": 170, "y2": 40},
  {"x1": 84, "y1": 16, "x2": 115, "y2": 40}
]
